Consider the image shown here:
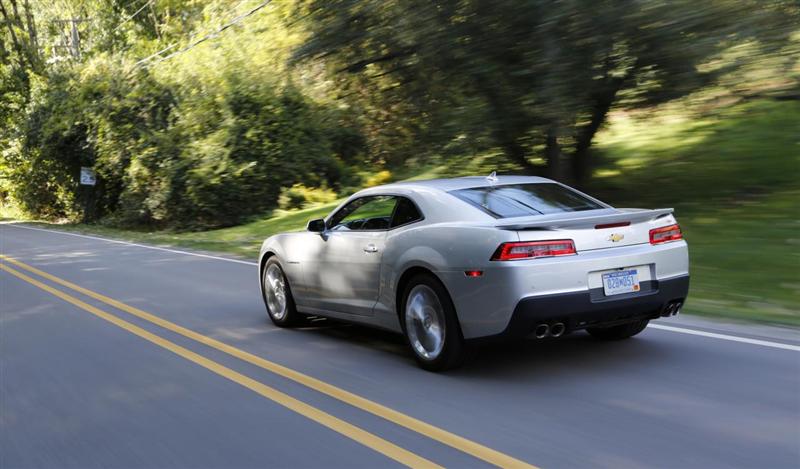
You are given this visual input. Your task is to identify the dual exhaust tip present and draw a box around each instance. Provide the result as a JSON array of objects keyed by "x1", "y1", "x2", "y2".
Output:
[
  {"x1": 662, "y1": 301, "x2": 683, "y2": 317},
  {"x1": 534, "y1": 322, "x2": 566, "y2": 339}
]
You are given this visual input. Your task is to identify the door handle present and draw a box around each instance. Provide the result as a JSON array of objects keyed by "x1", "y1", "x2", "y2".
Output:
[{"x1": 363, "y1": 244, "x2": 378, "y2": 253}]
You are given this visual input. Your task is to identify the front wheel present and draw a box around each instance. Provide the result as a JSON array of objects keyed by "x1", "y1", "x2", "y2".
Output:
[
  {"x1": 400, "y1": 274, "x2": 465, "y2": 371},
  {"x1": 262, "y1": 258, "x2": 303, "y2": 327},
  {"x1": 587, "y1": 319, "x2": 649, "y2": 340}
]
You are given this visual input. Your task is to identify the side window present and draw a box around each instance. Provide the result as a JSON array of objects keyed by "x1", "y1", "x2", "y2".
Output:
[
  {"x1": 329, "y1": 196, "x2": 398, "y2": 231},
  {"x1": 391, "y1": 197, "x2": 423, "y2": 228}
]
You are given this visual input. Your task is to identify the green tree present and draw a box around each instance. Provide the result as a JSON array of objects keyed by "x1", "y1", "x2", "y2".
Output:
[{"x1": 294, "y1": 0, "x2": 798, "y2": 184}]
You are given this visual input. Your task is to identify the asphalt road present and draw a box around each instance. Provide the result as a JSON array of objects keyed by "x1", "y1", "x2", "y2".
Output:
[{"x1": 2, "y1": 223, "x2": 799, "y2": 468}]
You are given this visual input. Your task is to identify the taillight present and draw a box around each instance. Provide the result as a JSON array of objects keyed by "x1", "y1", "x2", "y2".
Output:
[
  {"x1": 649, "y1": 224, "x2": 683, "y2": 245},
  {"x1": 491, "y1": 240, "x2": 576, "y2": 261}
]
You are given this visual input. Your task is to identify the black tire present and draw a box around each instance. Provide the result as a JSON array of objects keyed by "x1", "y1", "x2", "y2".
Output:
[
  {"x1": 399, "y1": 273, "x2": 466, "y2": 371},
  {"x1": 587, "y1": 319, "x2": 649, "y2": 340},
  {"x1": 261, "y1": 258, "x2": 303, "y2": 327}
]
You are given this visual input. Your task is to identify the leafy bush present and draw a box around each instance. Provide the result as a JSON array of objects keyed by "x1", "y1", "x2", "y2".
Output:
[
  {"x1": 172, "y1": 80, "x2": 337, "y2": 228},
  {"x1": 364, "y1": 170, "x2": 392, "y2": 187},
  {"x1": 4, "y1": 57, "x2": 362, "y2": 229},
  {"x1": 8, "y1": 71, "x2": 94, "y2": 220},
  {"x1": 278, "y1": 184, "x2": 338, "y2": 210},
  {"x1": 4, "y1": 58, "x2": 175, "y2": 223}
]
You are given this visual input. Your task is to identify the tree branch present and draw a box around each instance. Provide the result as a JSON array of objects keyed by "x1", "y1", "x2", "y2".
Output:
[
  {"x1": 0, "y1": 0, "x2": 25, "y2": 65},
  {"x1": 571, "y1": 60, "x2": 639, "y2": 186},
  {"x1": 337, "y1": 47, "x2": 417, "y2": 73}
]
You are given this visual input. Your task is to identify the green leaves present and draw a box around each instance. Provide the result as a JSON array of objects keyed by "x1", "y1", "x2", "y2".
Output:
[
  {"x1": 295, "y1": 0, "x2": 799, "y2": 183},
  {"x1": 3, "y1": 0, "x2": 797, "y2": 228},
  {"x1": 5, "y1": 51, "x2": 357, "y2": 229}
]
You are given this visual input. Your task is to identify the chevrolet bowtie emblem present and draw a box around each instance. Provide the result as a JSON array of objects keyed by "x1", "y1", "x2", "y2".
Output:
[{"x1": 608, "y1": 233, "x2": 625, "y2": 243}]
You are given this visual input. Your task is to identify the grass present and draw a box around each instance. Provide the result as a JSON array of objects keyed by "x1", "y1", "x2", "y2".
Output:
[
  {"x1": 591, "y1": 99, "x2": 800, "y2": 325},
  {"x1": 16, "y1": 203, "x2": 340, "y2": 259},
  {"x1": 677, "y1": 191, "x2": 799, "y2": 325},
  {"x1": 8, "y1": 99, "x2": 799, "y2": 326}
]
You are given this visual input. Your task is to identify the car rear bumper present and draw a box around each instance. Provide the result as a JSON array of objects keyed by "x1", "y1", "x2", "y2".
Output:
[
  {"x1": 478, "y1": 274, "x2": 690, "y2": 341},
  {"x1": 439, "y1": 240, "x2": 689, "y2": 339}
]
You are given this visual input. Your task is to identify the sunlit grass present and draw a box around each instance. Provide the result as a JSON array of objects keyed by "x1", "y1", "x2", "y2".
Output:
[
  {"x1": 592, "y1": 99, "x2": 800, "y2": 325},
  {"x1": 0, "y1": 203, "x2": 26, "y2": 221},
  {"x1": 22, "y1": 202, "x2": 341, "y2": 259}
]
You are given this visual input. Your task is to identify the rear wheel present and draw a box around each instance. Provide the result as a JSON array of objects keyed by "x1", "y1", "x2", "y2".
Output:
[
  {"x1": 262, "y1": 258, "x2": 303, "y2": 327},
  {"x1": 587, "y1": 319, "x2": 649, "y2": 340},
  {"x1": 400, "y1": 274, "x2": 465, "y2": 371}
]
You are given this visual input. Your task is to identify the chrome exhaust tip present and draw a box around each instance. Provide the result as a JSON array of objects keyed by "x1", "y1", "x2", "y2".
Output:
[
  {"x1": 534, "y1": 324, "x2": 549, "y2": 339},
  {"x1": 550, "y1": 322, "x2": 566, "y2": 338},
  {"x1": 662, "y1": 302, "x2": 679, "y2": 317}
]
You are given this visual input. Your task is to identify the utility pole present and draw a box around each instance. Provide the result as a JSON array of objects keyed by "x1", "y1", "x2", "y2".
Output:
[
  {"x1": 69, "y1": 18, "x2": 80, "y2": 58},
  {"x1": 52, "y1": 17, "x2": 90, "y2": 60}
]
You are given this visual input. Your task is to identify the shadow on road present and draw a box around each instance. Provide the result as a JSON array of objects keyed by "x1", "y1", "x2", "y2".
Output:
[{"x1": 290, "y1": 317, "x2": 676, "y2": 378}]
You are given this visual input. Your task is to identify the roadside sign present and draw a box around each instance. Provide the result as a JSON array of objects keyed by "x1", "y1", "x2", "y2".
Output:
[{"x1": 80, "y1": 167, "x2": 96, "y2": 186}]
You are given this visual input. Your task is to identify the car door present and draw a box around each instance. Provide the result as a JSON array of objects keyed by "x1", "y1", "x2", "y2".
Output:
[{"x1": 306, "y1": 195, "x2": 398, "y2": 316}]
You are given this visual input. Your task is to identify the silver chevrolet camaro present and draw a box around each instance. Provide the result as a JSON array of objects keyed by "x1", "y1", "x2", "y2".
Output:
[{"x1": 259, "y1": 175, "x2": 689, "y2": 370}]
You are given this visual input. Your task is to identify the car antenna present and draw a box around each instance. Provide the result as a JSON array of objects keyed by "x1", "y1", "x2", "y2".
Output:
[{"x1": 486, "y1": 171, "x2": 498, "y2": 184}]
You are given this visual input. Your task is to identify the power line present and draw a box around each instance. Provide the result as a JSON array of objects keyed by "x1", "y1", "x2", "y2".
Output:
[
  {"x1": 135, "y1": 0, "x2": 272, "y2": 69},
  {"x1": 133, "y1": 0, "x2": 253, "y2": 66},
  {"x1": 114, "y1": 0, "x2": 154, "y2": 32}
]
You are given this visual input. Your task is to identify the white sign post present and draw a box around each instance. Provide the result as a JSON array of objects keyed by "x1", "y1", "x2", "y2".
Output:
[{"x1": 80, "y1": 167, "x2": 96, "y2": 186}]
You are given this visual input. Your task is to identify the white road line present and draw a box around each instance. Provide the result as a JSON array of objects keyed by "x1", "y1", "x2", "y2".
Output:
[
  {"x1": 4, "y1": 223, "x2": 258, "y2": 266},
  {"x1": 6, "y1": 223, "x2": 798, "y2": 351},
  {"x1": 648, "y1": 324, "x2": 800, "y2": 352}
]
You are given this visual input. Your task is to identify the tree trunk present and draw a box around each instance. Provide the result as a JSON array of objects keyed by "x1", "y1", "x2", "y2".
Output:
[
  {"x1": 0, "y1": 0, "x2": 37, "y2": 71},
  {"x1": 473, "y1": 75, "x2": 539, "y2": 175},
  {"x1": 545, "y1": 126, "x2": 563, "y2": 181},
  {"x1": 572, "y1": 81, "x2": 623, "y2": 187},
  {"x1": 22, "y1": 0, "x2": 37, "y2": 55},
  {"x1": 0, "y1": 1, "x2": 25, "y2": 65},
  {"x1": 502, "y1": 138, "x2": 538, "y2": 175}
]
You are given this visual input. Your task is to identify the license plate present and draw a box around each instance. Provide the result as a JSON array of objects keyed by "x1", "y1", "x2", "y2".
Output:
[{"x1": 602, "y1": 269, "x2": 640, "y2": 296}]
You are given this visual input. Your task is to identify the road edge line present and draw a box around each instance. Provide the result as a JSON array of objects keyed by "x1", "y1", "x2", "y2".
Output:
[
  {"x1": 5, "y1": 223, "x2": 258, "y2": 266},
  {"x1": 647, "y1": 324, "x2": 800, "y2": 352}
]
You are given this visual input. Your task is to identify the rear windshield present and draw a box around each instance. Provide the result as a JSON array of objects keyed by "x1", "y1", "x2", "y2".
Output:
[{"x1": 450, "y1": 183, "x2": 604, "y2": 218}]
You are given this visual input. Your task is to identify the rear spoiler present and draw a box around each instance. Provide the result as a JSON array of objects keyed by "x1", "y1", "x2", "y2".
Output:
[{"x1": 495, "y1": 208, "x2": 674, "y2": 230}]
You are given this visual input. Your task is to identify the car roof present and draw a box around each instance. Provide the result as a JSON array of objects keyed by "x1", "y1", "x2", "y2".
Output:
[
  {"x1": 373, "y1": 175, "x2": 554, "y2": 193},
  {"x1": 335, "y1": 175, "x2": 561, "y2": 224}
]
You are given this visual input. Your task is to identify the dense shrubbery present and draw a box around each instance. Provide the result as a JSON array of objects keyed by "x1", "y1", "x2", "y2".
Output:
[
  {"x1": 278, "y1": 184, "x2": 338, "y2": 210},
  {"x1": 4, "y1": 56, "x2": 360, "y2": 229}
]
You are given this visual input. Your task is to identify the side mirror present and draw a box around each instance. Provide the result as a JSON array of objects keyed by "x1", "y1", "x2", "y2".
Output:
[{"x1": 307, "y1": 218, "x2": 326, "y2": 232}]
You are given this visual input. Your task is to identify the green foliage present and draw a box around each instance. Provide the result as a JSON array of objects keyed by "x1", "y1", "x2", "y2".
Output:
[
  {"x1": 166, "y1": 75, "x2": 343, "y2": 228},
  {"x1": 1, "y1": 0, "x2": 367, "y2": 229},
  {"x1": 3, "y1": 54, "x2": 357, "y2": 228},
  {"x1": 7, "y1": 72, "x2": 85, "y2": 219},
  {"x1": 364, "y1": 170, "x2": 391, "y2": 187},
  {"x1": 591, "y1": 99, "x2": 800, "y2": 325},
  {"x1": 279, "y1": 183, "x2": 338, "y2": 210},
  {"x1": 295, "y1": 0, "x2": 799, "y2": 183},
  {"x1": 4, "y1": 58, "x2": 173, "y2": 221}
]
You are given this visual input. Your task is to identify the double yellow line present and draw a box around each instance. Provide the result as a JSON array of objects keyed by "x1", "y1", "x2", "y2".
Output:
[{"x1": 0, "y1": 255, "x2": 537, "y2": 469}]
